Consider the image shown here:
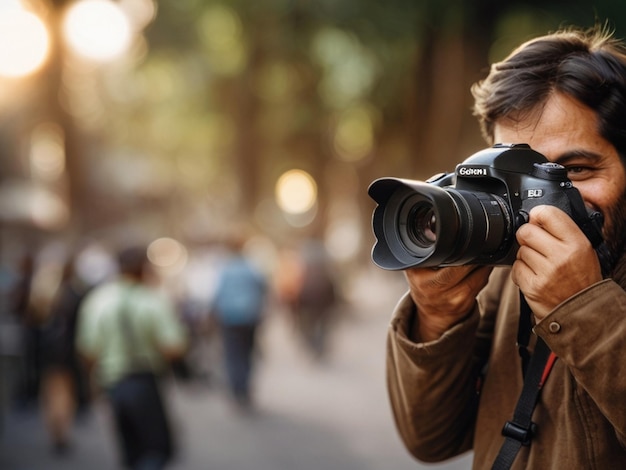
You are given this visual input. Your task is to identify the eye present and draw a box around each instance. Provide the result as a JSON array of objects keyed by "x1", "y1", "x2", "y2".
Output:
[{"x1": 565, "y1": 166, "x2": 592, "y2": 179}]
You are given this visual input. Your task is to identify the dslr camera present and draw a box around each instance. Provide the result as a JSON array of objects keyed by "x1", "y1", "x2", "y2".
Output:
[{"x1": 368, "y1": 143, "x2": 605, "y2": 270}]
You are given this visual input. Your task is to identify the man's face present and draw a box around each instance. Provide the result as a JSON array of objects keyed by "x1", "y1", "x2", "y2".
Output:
[{"x1": 494, "y1": 92, "x2": 626, "y2": 266}]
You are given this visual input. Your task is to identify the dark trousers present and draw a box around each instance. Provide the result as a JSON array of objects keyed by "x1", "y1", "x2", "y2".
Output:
[
  {"x1": 220, "y1": 323, "x2": 258, "y2": 403},
  {"x1": 107, "y1": 373, "x2": 173, "y2": 470}
]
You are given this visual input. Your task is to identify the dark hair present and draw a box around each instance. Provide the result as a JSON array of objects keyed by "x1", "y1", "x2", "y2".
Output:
[
  {"x1": 472, "y1": 26, "x2": 626, "y2": 159},
  {"x1": 117, "y1": 246, "x2": 147, "y2": 279}
]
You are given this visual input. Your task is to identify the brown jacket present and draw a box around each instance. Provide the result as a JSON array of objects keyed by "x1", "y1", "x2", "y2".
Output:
[{"x1": 387, "y1": 266, "x2": 626, "y2": 469}]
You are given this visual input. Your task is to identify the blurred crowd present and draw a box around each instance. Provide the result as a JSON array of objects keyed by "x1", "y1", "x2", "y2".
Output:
[{"x1": 0, "y1": 234, "x2": 343, "y2": 468}]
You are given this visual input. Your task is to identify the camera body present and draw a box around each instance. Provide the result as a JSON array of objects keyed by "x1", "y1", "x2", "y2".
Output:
[{"x1": 368, "y1": 143, "x2": 604, "y2": 270}]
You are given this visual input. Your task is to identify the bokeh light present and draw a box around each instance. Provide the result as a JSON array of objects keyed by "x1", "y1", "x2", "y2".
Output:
[
  {"x1": 75, "y1": 243, "x2": 117, "y2": 285},
  {"x1": 0, "y1": 8, "x2": 50, "y2": 78},
  {"x1": 119, "y1": 0, "x2": 157, "y2": 31},
  {"x1": 30, "y1": 187, "x2": 69, "y2": 230},
  {"x1": 62, "y1": 0, "x2": 132, "y2": 62},
  {"x1": 275, "y1": 169, "x2": 318, "y2": 215},
  {"x1": 312, "y1": 27, "x2": 378, "y2": 108},
  {"x1": 30, "y1": 123, "x2": 66, "y2": 182},
  {"x1": 197, "y1": 4, "x2": 247, "y2": 76},
  {"x1": 333, "y1": 105, "x2": 376, "y2": 162},
  {"x1": 147, "y1": 237, "x2": 188, "y2": 275},
  {"x1": 325, "y1": 216, "x2": 362, "y2": 263}
]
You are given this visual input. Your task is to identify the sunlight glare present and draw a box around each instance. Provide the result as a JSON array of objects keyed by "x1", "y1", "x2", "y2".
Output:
[
  {"x1": 62, "y1": 0, "x2": 132, "y2": 62},
  {"x1": 0, "y1": 9, "x2": 50, "y2": 78}
]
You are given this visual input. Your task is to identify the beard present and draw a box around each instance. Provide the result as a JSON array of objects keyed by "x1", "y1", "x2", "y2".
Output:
[{"x1": 599, "y1": 186, "x2": 626, "y2": 275}]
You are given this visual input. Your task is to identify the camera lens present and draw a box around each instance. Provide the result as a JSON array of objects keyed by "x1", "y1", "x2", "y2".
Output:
[
  {"x1": 368, "y1": 177, "x2": 515, "y2": 269},
  {"x1": 396, "y1": 191, "x2": 457, "y2": 264},
  {"x1": 407, "y1": 203, "x2": 437, "y2": 248}
]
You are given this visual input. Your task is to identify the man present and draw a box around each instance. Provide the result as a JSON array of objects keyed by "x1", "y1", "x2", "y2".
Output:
[
  {"x1": 386, "y1": 26, "x2": 626, "y2": 468},
  {"x1": 76, "y1": 246, "x2": 187, "y2": 469}
]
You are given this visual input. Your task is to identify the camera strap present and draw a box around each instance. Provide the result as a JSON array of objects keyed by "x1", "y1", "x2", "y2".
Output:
[
  {"x1": 517, "y1": 294, "x2": 533, "y2": 375},
  {"x1": 491, "y1": 293, "x2": 558, "y2": 470}
]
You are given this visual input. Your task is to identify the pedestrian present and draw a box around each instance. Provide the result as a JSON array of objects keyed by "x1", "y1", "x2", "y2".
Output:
[
  {"x1": 39, "y1": 255, "x2": 91, "y2": 455},
  {"x1": 384, "y1": 25, "x2": 626, "y2": 467},
  {"x1": 9, "y1": 253, "x2": 40, "y2": 409},
  {"x1": 1, "y1": 254, "x2": 33, "y2": 431},
  {"x1": 212, "y1": 235, "x2": 267, "y2": 412},
  {"x1": 291, "y1": 240, "x2": 338, "y2": 361},
  {"x1": 76, "y1": 245, "x2": 187, "y2": 470}
]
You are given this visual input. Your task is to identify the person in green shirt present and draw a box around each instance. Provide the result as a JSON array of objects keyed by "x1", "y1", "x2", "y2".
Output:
[{"x1": 76, "y1": 245, "x2": 187, "y2": 470}]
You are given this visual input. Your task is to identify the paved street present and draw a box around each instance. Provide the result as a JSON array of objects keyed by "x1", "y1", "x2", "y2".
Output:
[{"x1": 0, "y1": 268, "x2": 472, "y2": 470}]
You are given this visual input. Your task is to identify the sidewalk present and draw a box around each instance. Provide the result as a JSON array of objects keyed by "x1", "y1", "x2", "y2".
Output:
[{"x1": 0, "y1": 268, "x2": 472, "y2": 470}]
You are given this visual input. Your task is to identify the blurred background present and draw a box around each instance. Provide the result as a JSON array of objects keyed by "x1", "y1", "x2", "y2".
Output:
[{"x1": 0, "y1": 1, "x2": 625, "y2": 469}]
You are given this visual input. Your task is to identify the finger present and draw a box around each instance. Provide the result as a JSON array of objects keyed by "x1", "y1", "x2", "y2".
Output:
[
  {"x1": 427, "y1": 265, "x2": 482, "y2": 288},
  {"x1": 405, "y1": 265, "x2": 492, "y2": 310},
  {"x1": 515, "y1": 245, "x2": 547, "y2": 276},
  {"x1": 526, "y1": 205, "x2": 585, "y2": 243},
  {"x1": 405, "y1": 265, "x2": 476, "y2": 288},
  {"x1": 516, "y1": 205, "x2": 588, "y2": 259},
  {"x1": 516, "y1": 220, "x2": 557, "y2": 253}
]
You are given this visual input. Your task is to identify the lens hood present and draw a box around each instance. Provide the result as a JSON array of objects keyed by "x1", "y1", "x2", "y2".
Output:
[{"x1": 368, "y1": 178, "x2": 461, "y2": 270}]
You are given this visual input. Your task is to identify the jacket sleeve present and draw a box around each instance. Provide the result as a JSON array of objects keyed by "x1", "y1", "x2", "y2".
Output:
[
  {"x1": 386, "y1": 292, "x2": 482, "y2": 462},
  {"x1": 535, "y1": 279, "x2": 626, "y2": 447},
  {"x1": 386, "y1": 268, "x2": 509, "y2": 462}
]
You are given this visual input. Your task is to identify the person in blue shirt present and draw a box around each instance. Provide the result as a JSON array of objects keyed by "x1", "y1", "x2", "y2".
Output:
[{"x1": 212, "y1": 236, "x2": 268, "y2": 411}]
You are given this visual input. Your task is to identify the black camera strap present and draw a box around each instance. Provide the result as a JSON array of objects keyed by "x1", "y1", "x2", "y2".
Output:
[
  {"x1": 491, "y1": 293, "x2": 557, "y2": 470},
  {"x1": 516, "y1": 294, "x2": 533, "y2": 376}
]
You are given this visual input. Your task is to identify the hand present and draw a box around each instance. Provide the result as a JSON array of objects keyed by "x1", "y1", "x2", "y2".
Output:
[
  {"x1": 511, "y1": 205, "x2": 602, "y2": 321},
  {"x1": 405, "y1": 265, "x2": 493, "y2": 342}
]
